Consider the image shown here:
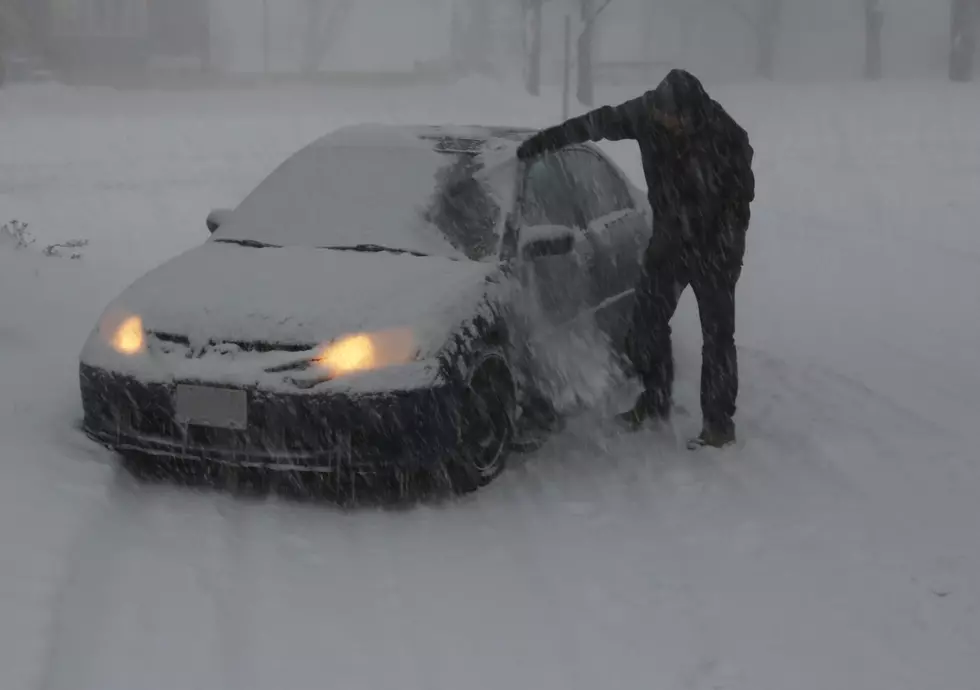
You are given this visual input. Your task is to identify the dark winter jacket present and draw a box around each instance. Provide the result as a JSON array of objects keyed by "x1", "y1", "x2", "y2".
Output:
[{"x1": 518, "y1": 69, "x2": 755, "y2": 259}]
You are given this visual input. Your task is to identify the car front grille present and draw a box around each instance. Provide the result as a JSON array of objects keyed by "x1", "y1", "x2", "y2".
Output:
[
  {"x1": 80, "y1": 364, "x2": 456, "y2": 469},
  {"x1": 149, "y1": 331, "x2": 315, "y2": 355}
]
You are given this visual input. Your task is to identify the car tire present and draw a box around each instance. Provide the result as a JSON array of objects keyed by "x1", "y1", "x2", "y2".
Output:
[{"x1": 445, "y1": 354, "x2": 515, "y2": 495}]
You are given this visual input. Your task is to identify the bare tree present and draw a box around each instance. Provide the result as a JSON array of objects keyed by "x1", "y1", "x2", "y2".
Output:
[
  {"x1": 303, "y1": 0, "x2": 327, "y2": 74},
  {"x1": 522, "y1": 0, "x2": 544, "y2": 95},
  {"x1": 577, "y1": 0, "x2": 612, "y2": 106},
  {"x1": 949, "y1": 0, "x2": 978, "y2": 82},
  {"x1": 302, "y1": 0, "x2": 356, "y2": 75},
  {"x1": 450, "y1": 0, "x2": 494, "y2": 77},
  {"x1": 755, "y1": 0, "x2": 783, "y2": 79},
  {"x1": 641, "y1": 0, "x2": 657, "y2": 61},
  {"x1": 711, "y1": 0, "x2": 784, "y2": 79},
  {"x1": 450, "y1": 2, "x2": 465, "y2": 74},
  {"x1": 864, "y1": 0, "x2": 883, "y2": 80},
  {"x1": 577, "y1": 0, "x2": 595, "y2": 104},
  {"x1": 0, "y1": 0, "x2": 27, "y2": 85}
]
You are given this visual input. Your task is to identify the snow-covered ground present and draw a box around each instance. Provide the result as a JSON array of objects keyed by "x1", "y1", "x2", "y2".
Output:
[{"x1": 2, "y1": 76, "x2": 979, "y2": 690}]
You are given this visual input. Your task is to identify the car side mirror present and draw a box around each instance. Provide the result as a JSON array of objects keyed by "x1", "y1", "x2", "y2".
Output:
[
  {"x1": 206, "y1": 208, "x2": 234, "y2": 234},
  {"x1": 519, "y1": 224, "x2": 576, "y2": 259}
]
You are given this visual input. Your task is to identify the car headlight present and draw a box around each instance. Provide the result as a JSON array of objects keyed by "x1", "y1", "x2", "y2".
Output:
[
  {"x1": 313, "y1": 328, "x2": 417, "y2": 378},
  {"x1": 98, "y1": 310, "x2": 145, "y2": 355}
]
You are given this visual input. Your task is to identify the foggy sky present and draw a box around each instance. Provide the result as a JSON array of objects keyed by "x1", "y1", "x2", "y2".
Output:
[{"x1": 43, "y1": 0, "x2": 956, "y2": 81}]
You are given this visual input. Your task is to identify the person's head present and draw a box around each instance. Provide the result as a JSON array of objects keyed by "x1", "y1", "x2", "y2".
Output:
[
  {"x1": 653, "y1": 111, "x2": 686, "y2": 135},
  {"x1": 650, "y1": 69, "x2": 710, "y2": 134}
]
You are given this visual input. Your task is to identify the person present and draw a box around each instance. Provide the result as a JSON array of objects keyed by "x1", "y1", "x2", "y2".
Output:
[{"x1": 516, "y1": 69, "x2": 755, "y2": 449}]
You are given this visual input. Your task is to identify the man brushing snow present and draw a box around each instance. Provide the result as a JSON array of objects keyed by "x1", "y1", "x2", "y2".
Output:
[{"x1": 516, "y1": 69, "x2": 755, "y2": 449}]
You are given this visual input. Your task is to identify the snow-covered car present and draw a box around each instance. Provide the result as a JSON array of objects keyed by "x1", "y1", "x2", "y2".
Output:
[{"x1": 78, "y1": 123, "x2": 652, "y2": 493}]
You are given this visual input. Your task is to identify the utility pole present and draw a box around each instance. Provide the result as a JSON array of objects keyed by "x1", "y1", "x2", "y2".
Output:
[
  {"x1": 755, "y1": 0, "x2": 783, "y2": 79},
  {"x1": 525, "y1": 0, "x2": 543, "y2": 95},
  {"x1": 562, "y1": 13, "x2": 571, "y2": 118},
  {"x1": 577, "y1": 0, "x2": 612, "y2": 106},
  {"x1": 950, "y1": 0, "x2": 978, "y2": 82},
  {"x1": 864, "y1": 0, "x2": 883, "y2": 80},
  {"x1": 262, "y1": 0, "x2": 270, "y2": 73}
]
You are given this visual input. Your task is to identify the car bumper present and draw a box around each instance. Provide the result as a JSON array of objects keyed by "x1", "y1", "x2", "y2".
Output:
[{"x1": 79, "y1": 363, "x2": 460, "y2": 473}]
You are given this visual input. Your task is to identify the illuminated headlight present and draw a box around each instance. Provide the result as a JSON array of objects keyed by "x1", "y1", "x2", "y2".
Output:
[
  {"x1": 313, "y1": 328, "x2": 417, "y2": 378},
  {"x1": 98, "y1": 311, "x2": 146, "y2": 355}
]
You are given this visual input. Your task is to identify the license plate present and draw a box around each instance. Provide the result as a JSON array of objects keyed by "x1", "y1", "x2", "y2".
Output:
[{"x1": 174, "y1": 384, "x2": 248, "y2": 429}]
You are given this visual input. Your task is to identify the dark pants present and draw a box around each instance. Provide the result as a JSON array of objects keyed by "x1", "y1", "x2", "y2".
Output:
[{"x1": 626, "y1": 240, "x2": 742, "y2": 434}]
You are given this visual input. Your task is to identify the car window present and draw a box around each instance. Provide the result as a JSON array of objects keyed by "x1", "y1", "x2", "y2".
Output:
[
  {"x1": 520, "y1": 152, "x2": 583, "y2": 229},
  {"x1": 560, "y1": 148, "x2": 635, "y2": 224}
]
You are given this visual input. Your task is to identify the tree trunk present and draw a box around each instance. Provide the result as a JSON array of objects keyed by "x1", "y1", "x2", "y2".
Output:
[
  {"x1": 469, "y1": 0, "x2": 492, "y2": 75},
  {"x1": 641, "y1": 0, "x2": 656, "y2": 61},
  {"x1": 450, "y1": 2, "x2": 463, "y2": 74},
  {"x1": 755, "y1": 0, "x2": 782, "y2": 79},
  {"x1": 200, "y1": 8, "x2": 211, "y2": 73},
  {"x1": 577, "y1": 0, "x2": 595, "y2": 106},
  {"x1": 950, "y1": 0, "x2": 978, "y2": 82},
  {"x1": 864, "y1": 0, "x2": 883, "y2": 80},
  {"x1": 302, "y1": 0, "x2": 325, "y2": 75},
  {"x1": 302, "y1": 0, "x2": 355, "y2": 76},
  {"x1": 524, "y1": 0, "x2": 542, "y2": 95}
]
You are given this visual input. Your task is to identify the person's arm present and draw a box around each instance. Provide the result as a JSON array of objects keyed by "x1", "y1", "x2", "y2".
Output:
[{"x1": 518, "y1": 92, "x2": 654, "y2": 158}]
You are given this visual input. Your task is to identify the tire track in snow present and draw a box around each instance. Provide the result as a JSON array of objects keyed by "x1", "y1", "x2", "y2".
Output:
[
  {"x1": 505, "y1": 347, "x2": 979, "y2": 690},
  {"x1": 28, "y1": 342, "x2": 973, "y2": 690},
  {"x1": 199, "y1": 493, "x2": 254, "y2": 690},
  {"x1": 511, "y1": 345, "x2": 871, "y2": 521},
  {"x1": 36, "y1": 468, "x2": 145, "y2": 690},
  {"x1": 37, "y1": 468, "x2": 231, "y2": 690},
  {"x1": 29, "y1": 345, "x2": 978, "y2": 690},
  {"x1": 502, "y1": 474, "x2": 692, "y2": 689}
]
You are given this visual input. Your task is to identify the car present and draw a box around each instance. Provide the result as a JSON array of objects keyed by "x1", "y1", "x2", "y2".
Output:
[{"x1": 78, "y1": 123, "x2": 652, "y2": 494}]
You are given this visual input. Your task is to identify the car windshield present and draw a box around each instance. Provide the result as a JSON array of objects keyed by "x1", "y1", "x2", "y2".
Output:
[{"x1": 212, "y1": 137, "x2": 503, "y2": 261}]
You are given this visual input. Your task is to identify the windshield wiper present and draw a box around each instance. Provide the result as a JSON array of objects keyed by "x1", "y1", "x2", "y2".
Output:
[
  {"x1": 213, "y1": 238, "x2": 281, "y2": 249},
  {"x1": 321, "y1": 244, "x2": 429, "y2": 257}
]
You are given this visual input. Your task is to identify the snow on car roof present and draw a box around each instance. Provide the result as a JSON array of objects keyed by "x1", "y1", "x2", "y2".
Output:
[{"x1": 316, "y1": 123, "x2": 534, "y2": 151}]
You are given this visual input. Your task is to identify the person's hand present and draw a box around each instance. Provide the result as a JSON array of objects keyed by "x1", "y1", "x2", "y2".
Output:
[{"x1": 516, "y1": 135, "x2": 545, "y2": 160}]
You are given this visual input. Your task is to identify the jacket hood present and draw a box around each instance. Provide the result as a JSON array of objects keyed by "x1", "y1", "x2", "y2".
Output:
[{"x1": 651, "y1": 69, "x2": 714, "y2": 129}]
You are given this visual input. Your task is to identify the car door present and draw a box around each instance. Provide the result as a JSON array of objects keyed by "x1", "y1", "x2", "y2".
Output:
[
  {"x1": 516, "y1": 150, "x2": 597, "y2": 327},
  {"x1": 558, "y1": 146, "x2": 651, "y2": 343}
]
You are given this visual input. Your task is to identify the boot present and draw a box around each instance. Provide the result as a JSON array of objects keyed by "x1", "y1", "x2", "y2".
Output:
[
  {"x1": 686, "y1": 425, "x2": 736, "y2": 450},
  {"x1": 616, "y1": 390, "x2": 670, "y2": 431}
]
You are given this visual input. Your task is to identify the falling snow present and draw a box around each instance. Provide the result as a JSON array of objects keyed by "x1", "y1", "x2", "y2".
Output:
[{"x1": 1, "y1": 73, "x2": 979, "y2": 690}]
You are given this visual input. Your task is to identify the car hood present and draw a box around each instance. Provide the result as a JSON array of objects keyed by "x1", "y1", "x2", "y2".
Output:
[{"x1": 107, "y1": 241, "x2": 499, "y2": 354}]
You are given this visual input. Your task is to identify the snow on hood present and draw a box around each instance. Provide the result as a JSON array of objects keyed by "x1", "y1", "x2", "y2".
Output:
[{"x1": 92, "y1": 241, "x2": 498, "y2": 354}]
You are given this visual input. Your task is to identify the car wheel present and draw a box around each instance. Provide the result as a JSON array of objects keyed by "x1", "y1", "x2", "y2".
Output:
[{"x1": 445, "y1": 354, "x2": 515, "y2": 494}]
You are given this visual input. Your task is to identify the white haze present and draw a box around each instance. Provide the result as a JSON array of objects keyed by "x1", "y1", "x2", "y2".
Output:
[
  {"x1": 2, "y1": 2, "x2": 979, "y2": 690},
  {"x1": 199, "y1": 0, "x2": 950, "y2": 81},
  {"x1": 26, "y1": 0, "x2": 955, "y2": 82}
]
